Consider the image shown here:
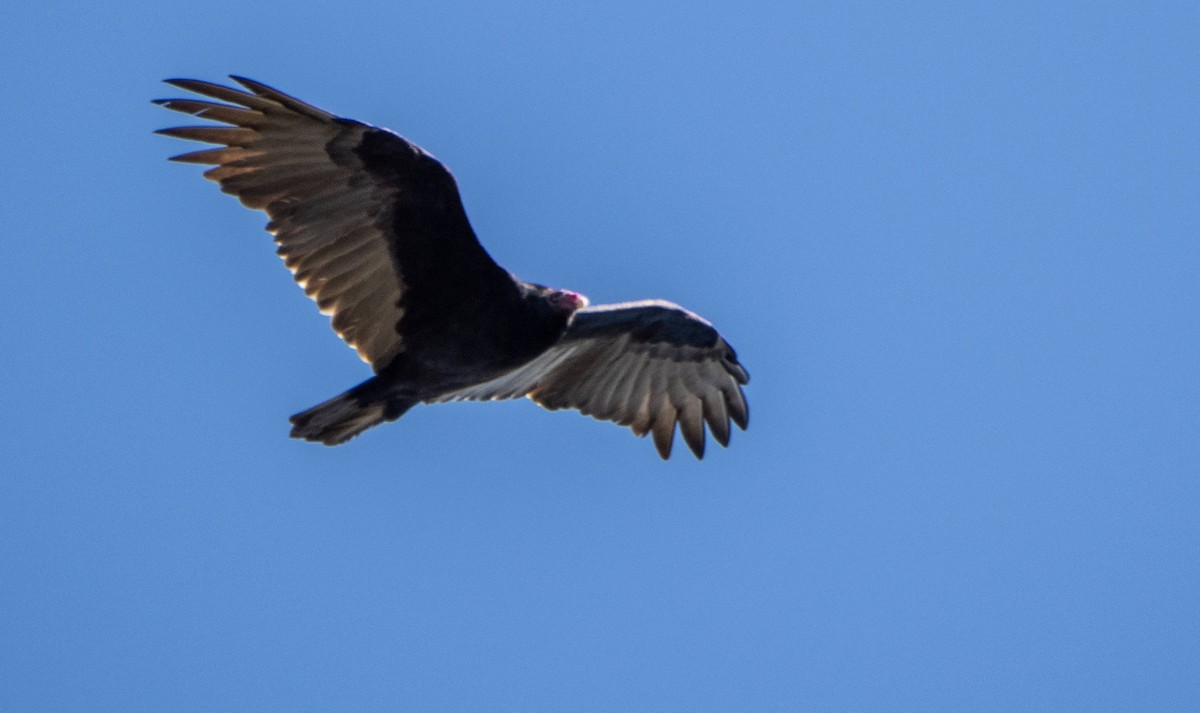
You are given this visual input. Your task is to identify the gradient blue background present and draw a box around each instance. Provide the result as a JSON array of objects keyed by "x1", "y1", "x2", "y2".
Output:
[{"x1": 3, "y1": 2, "x2": 1197, "y2": 711}]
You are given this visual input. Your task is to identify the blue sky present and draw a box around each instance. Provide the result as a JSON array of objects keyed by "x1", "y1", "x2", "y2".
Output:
[{"x1": 2, "y1": 2, "x2": 1197, "y2": 711}]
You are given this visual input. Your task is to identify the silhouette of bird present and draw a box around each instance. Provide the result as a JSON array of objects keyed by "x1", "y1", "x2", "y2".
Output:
[{"x1": 155, "y1": 77, "x2": 748, "y2": 459}]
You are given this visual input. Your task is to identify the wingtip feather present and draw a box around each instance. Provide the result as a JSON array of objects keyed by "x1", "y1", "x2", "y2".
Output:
[
  {"x1": 653, "y1": 425, "x2": 674, "y2": 460},
  {"x1": 679, "y1": 399, "x2": 706, "y2": 459},
  {"x1": 228, "y1": 75, "x2": 334, "y2": 120},
  {"x1": 702, "y1": 394, "x2": 731, "y2": 448},
  {"x1": 728, "y1": 387, "x2": 749, "y2": 430},
  {"x1": 651, "y1": 407, "x2": 677, "y2": 460}
]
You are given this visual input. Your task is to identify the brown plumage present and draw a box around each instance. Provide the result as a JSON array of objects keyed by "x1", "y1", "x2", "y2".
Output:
[{"x1": 156, "y1": 76, "x2": 749, "y2": 459}]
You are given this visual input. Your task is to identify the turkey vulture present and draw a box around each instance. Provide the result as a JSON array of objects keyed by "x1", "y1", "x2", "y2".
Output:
[{"x1": 154, "y1": 76, "x2": 749, "y2": 459}]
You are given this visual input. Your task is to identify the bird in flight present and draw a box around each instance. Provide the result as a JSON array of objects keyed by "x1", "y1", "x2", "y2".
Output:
[{"x1": 155, "y1": 76, "x2": 749, "y2": 459}]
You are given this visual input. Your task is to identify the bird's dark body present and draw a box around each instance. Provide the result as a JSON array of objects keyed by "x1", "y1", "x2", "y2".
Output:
[
  {"x1": 157, "y1": 76, "x2": 750, "y2": 458},
  {"x1": 289, "y1": 292, "x2": 572, "y2": 444},
  {"x1": 380, "y1": 289, "x2": 572, "y2": 391}
]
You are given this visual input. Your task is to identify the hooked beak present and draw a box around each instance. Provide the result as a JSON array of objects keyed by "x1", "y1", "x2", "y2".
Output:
[{"x1": 551, "y1": 290, "x2": 589, "y2": 313}]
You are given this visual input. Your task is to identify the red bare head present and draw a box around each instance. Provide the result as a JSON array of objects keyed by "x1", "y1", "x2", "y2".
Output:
[{"x1": 547, "y1": 289, "x2": 589, "y2": 315}]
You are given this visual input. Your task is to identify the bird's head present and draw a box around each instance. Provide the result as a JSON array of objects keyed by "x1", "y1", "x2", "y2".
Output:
[
  {"x1": 547, "y1": 288, "x2": 589, "y2": 316},
  {"x1": 525, "y1": 282, "x2": 589, "y2": 317}
]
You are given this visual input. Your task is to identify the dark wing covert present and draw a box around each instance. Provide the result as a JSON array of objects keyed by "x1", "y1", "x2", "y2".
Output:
[{"x1": 433, "y1": 300, "x2": 750, "y2": 459}]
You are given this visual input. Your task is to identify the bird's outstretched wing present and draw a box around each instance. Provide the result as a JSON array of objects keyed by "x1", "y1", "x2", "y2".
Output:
[
  {"x1": 433, "y1": 301, "x2": 750, "y2": 459},
  {"x1": 154, "y1": 77, "x2": 514, "y2": 370}
]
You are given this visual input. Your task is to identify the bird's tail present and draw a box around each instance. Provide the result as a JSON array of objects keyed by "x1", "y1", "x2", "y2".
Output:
[{"x1": 289, "y1": 377, "x2": 415, "y2": 446}]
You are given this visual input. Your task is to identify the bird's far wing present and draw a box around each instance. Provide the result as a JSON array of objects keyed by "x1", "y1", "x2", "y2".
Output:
[
  {"x1": 154, "y1": 77, "x2": 513, "y2": 370},
  {"x1": 433, "y1": 300, "x2": 750, "y2": 459}
]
